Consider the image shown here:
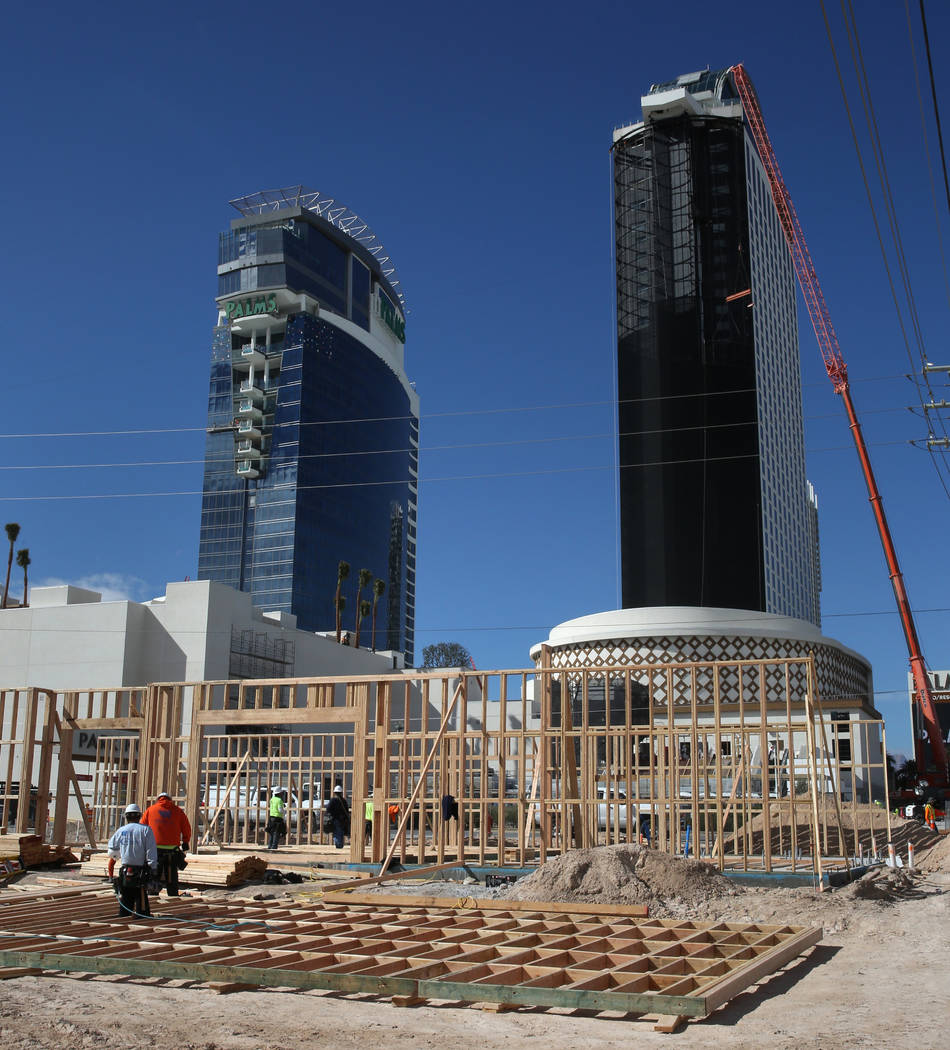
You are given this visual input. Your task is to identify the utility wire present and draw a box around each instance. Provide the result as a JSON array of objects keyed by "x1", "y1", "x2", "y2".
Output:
[
  {"x1": 918, "y1": 0, "x2": 950, "y2": 222},
  {"x1": 0, "y1": 405, "x2": 921, "y2": 473},
  {"x1": 906, "y1": 0, "x2": 950, "y2": 316},
  {"x1": 0, "y1": 389, "x2": 751, "y2": 441},
  {"x1": 6, "y1": 608, "x2": 949, "y2": 635},
  {"x1": 0, "y1": 437, "x2": 934, "y2": 501},
  {"x1": 0, "y1": 377, "x2": 922, "y2": 443},
  {"x1": 819, "y1": 0, "x2": 950, "y2": 499}
]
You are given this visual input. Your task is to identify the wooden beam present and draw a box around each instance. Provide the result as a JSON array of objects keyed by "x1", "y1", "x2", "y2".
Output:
[
  {"x1": 66, "y1": 717, "x2": 145, "y2": 731},
  {"x1": 559, "y1": 684, "x2": 583, "y2": 849},
  {"x1": 51, "y1": 712, "x2": 97, "y2": 849},
  {"x1": 322, "y1": 891, "x2": 649, "y2": 917},
  {"x1": 195, "y1": 707, "x2": 362, "y2": 726},
  {"x1": 699, "y1": 926, "x2": 823, "y2": 1013},
  {"x1": 199, "y1": 751, "x2": 252, "y2": 846},
  {"x1": 711, "y1": 753, "x2": 745, "y2": 858},
  {"x1": 0, "y1": 967, "x2": 44, "y2": 980},
  {"x1": 205, "y1": 981, "x2": 257, "y2": 994},
  {"x1": 378, "y1": 681, "x2": 464, "y2": 876},
  {"x1": 0, "y1": 947, "x2": 706, "y2": 1017},
  {"x1": 52, "y1": 702, "x2": 74, "y2": 845},
  {"x1": 809, "y1": 668, "x2": 852, "y2": 879},
  {"x1": 523, "y1": 742, "x2": 541, "y2": 844},
  {"x1": 318, "y1": 860, "x2": 461, "y2": 893}
]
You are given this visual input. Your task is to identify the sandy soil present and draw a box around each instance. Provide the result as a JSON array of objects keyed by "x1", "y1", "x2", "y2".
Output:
[{"x1": 0, "y1": 842, "x2": 947, "y2": 1050}]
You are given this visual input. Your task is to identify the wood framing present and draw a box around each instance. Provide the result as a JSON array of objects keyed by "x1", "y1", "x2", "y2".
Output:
[
  {"x1": 0, "y1": 890, "x2": 821, "y2": 1026},
  {"x1": 2, "y1": 657, "x2": 891, "y2": 875}
]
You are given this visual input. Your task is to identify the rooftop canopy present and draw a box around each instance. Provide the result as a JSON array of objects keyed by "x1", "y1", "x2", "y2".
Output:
[{"x1": 230, "y1": 185, "x2": 406, "y2": 309}]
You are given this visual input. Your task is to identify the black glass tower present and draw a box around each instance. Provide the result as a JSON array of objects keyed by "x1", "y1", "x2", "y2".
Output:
[
  {"x1": 197, "y1": 188, "x2": 418, "y2": 662},
  {"x1": 612, "y1": 69, "x2": 820, "y2": 626}
]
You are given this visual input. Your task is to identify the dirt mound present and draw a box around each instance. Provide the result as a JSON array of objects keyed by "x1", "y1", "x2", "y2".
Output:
[
  {"x1": 917, "y1": 833, "x2": 950, "y2": 873},
  {"x1": 724, "y1": 803, "x2": 939, "y2": 859},
  {"x1": 503, "y1": 844, "x2": 733, "y2": 915},
  {"x1": 840, "y1": 865, "x2": 922, "y2": 903}
]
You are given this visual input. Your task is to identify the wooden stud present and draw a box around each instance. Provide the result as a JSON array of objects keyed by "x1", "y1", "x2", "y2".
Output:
[
  {"x1": 653, "y1": 1014, "x2": 687, "y2": 1033},
  {"x1": 205, "y1": 981, "x2": 258, "y2": 994}
]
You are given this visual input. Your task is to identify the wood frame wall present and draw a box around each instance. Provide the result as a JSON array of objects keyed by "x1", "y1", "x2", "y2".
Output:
[{"x1": 1, "y1": 653, "x2": 891, "y2": 875}]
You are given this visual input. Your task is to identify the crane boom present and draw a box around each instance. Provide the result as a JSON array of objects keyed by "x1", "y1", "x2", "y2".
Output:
[{"x1": 730, "y1": 63, "x2": 948, "y2": 781}]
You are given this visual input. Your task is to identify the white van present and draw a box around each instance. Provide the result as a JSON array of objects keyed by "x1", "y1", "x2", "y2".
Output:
[{"x1": 201, "y1": 783, "x2": 325, "y2": 832}]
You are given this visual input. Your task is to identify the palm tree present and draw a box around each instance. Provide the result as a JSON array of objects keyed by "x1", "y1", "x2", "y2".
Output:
[
  {"x1": 353, "y1": 568, "x2": 371, "y2": 636},
  {"x1": 355, "y1": 599, "x2": 371, "y2": 649},
  {"x1": 2, "y1": 523, "x2": 20, "y2": 609},
  {"x1": 334, "y1": 561, "x2": 350, "y2": 642},
  {"x1": 371, "y1": 578, "x2": 386, "y2": 651},
  {"x1": 336, "y1": 595, "x2": 347, "y2": 642},
  {"x1": 15, "y1": 549, "x2": 30, "y2": 608}
]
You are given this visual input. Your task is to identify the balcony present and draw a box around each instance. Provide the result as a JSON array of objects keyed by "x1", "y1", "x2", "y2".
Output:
[
  {"x1": 236, "y1": 440, "x2": 261, "y2": 459},
  {"x1": 239, "y1": 379, "x2": 264, "y2": 401},
  {"x1": 236, "y1": 460, "x2": 260, "y2": 479},
  {"x1": 237, "y1": 419, "x2": 261, "y2": 439},
  {"x1": 239, "y1": 345, "x2": 266, "y2": 367},
  {"x1": 236, "y1": 399, "x2": 262, "y2": 421}
]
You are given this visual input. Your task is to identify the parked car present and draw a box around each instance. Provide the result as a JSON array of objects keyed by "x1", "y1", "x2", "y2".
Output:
[
  {"x1": 201, "y1": 783, "x2": 325, "y2": 832},
  {"x1": 595, "y1": 787, "x2": 653, "y2": 837},
  {"x1": 533, "y1": 787, "x2": 653, "y2": 838}
]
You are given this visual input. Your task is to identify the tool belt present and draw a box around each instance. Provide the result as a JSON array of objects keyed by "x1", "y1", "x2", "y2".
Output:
[{"x1": 118, "y1": 864, "x2": 149, "y2": 889}]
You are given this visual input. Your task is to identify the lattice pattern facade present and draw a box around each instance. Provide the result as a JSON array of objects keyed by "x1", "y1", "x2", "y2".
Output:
[{"x1": 545, "y1": 632, "x2": 872, "y2": 712}]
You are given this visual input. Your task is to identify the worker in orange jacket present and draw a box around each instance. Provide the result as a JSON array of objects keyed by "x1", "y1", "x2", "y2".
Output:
[{"x1": 140, "y1": 791, "x2": 191, "y2": 897}]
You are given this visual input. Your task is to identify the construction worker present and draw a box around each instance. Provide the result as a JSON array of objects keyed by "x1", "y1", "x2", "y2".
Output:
[
  {"x1": 107, "y1": 803, "x2": 158, "y2": 918},
  {"x1": 267, "y1": 787, "x2": 287, "y2": 850},
  {"x1": 924, "y1": 798, "x2": 937, "y2": 832},
  {"x1": 325, "y1": 784, "x2": 350, "y2": 849},
  {"x1": 364, "y1": 794, "x2": 374, "y2": 844},
  {"x1": 140, "y1": 791, "x2": 191, "y2": 897}
]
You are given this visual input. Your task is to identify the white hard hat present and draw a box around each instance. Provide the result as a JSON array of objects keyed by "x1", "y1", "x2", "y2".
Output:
[
  {"x1": 157, "y1": 791, "x2": 171, "y2": 800},
  {"x1": 333, "y1": 784, "x2": 344, "y2": 793},
  {"x1": 125, "y1": 803, "x2": 142, "y2": 815}
]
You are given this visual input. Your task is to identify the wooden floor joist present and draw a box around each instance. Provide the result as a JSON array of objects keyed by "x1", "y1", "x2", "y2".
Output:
[{"x1": 0, "y1": 889, "x2": 821, "y2": 1027}]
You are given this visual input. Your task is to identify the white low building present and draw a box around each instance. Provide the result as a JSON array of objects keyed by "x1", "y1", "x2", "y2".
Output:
[{"x1": 0, "y1": 579, "x2": 403, "y2": 691}]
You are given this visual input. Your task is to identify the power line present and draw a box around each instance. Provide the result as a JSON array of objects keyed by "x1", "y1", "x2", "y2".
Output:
[
  {"x1": 0, "y1": 376, "x2": 918, "y2": 444},
  {"x1": 820, "y1": 0, "x2": 950, "y2": 499},
  {"x1": 6, "y1": 608, "x2": 948, "y2": 634},
  {"x1": 906, "y1": 0, "x2": 950, "y2": 316},
  {"x1": 1, "y1": 435, "x2": 935, "y2": 503},
  {"x1": 917, "y1": 0, "x2": 950, "y2": 222},
  {"x1": 818, "y1": 0, "x2": 950, "y2": 505},
  {"x1": 0, "y1": 389, "x2": 754, "y2": 441},
  {"x1": 0, "y1": 404, "x2": 925, "y2": 474}
]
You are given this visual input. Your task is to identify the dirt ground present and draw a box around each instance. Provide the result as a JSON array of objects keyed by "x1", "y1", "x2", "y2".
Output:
[{"x1": 0, "y1": 837, "x2": 947, "y2": 1050}]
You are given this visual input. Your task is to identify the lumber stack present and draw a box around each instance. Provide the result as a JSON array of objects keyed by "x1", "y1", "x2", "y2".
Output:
[
  {"x1": 78, "y1": 851, "x2": 268, "y2": 887},
  {"x1": 180, "y1": 853, "x2": 268, "y2": 887},
  {"x1": 18, "y1": 836, "x2": 78, "y2": 868}
]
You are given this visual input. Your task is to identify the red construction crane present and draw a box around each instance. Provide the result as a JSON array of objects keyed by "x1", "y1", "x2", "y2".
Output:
[{"x1": 730, "y1": 62, "x2": 948, "y2": 784}]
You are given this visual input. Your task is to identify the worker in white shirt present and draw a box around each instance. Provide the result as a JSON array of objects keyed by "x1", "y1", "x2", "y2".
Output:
[{"x1": 107, "y1": 803, "x2": 158, "y2": 918}]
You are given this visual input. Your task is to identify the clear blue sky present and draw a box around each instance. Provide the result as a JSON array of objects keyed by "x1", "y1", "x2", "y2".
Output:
[{"x1": 2, "y1": 0, "x2": 948, "y2": 757}]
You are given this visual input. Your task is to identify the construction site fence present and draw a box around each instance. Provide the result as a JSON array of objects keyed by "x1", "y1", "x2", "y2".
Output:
[{"x1": 0, "y1": 651, "x2": 892, "y2": 875}]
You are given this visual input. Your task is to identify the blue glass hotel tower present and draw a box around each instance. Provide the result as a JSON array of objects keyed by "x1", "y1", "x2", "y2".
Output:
[{"x1": 197, "y1": 188, "x2": 418, "y2": 663}]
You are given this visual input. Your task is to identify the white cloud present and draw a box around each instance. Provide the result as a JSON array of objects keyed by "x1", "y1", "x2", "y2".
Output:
[{"x1": 36, "y1": 573, "x2": 153, "y2": 603}]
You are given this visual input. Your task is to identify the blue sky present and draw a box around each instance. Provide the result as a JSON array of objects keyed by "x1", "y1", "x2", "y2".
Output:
[{"x1": 2, "y1": 0, "x2": 948, "y2": 757}]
